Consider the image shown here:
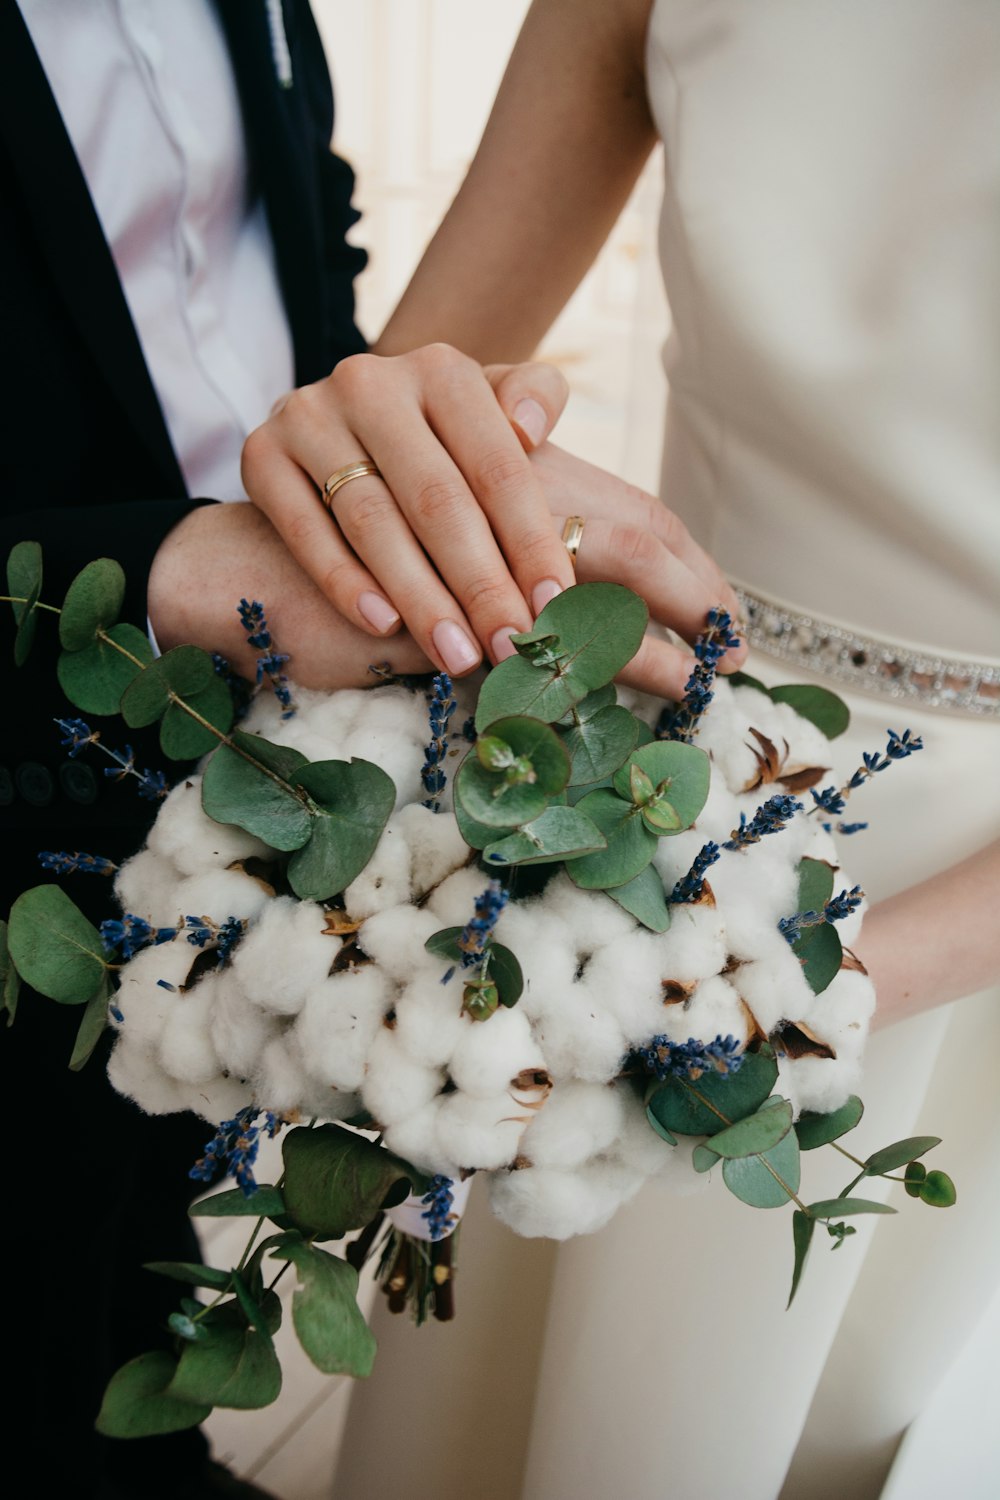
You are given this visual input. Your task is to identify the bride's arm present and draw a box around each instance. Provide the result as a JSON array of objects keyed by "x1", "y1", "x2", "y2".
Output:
[
  {"x1": 376, "y1": 0, "x2": 657, "y2": 361},
  {"x1": 857, "y1": 838, "x2": 1000, "y2": 1029}
]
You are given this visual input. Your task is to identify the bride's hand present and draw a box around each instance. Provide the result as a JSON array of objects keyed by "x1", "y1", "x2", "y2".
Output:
[
  {"x1": 242, "y1": 345, "x2": 577, "y2": 679},
  {"x1": 529, "y1": 442, "x2": 749, "y2": 699}
]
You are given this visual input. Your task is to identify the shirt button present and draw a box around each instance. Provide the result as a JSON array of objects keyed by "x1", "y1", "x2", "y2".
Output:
[
  {"x1": 59, "y1": 760, "x2": 99, "y2": 806},
  {"x1": 15, "y1": 762, "x2": 55, "y2": 807}
]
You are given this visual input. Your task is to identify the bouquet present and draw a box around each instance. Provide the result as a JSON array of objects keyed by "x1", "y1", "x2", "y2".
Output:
[{"x1": 2, "y1": 542, "x2": 954, "y2": 1438}]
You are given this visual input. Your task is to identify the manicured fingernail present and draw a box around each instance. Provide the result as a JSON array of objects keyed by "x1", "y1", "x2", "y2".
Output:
[
  {"x1": 491, "y1": 626, "x2": 519, "y2": 663},
  {"x1": 532, "y1": 579, "x2": 563, "y2": 614},
  {"x1": 432, "y1": 620, "x2": 481, "y2": 675},
  {"x1": 358, "y1": 591, "x2": 401, "y2": 633},
  {"x1": 512, "y1": 397, "x2": 547, "y2": 448}
]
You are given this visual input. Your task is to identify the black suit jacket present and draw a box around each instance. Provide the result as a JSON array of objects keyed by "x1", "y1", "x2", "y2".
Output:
[{"x1": 0, "y1": 0, "x2": 368, "y2": 882}]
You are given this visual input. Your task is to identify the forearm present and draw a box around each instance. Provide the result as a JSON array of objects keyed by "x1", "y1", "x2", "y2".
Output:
[
  {"x1": 858, "y1": 838, "x2": 1000, "y2": 1029},
  {"x1": 375, "y1": 0, "x2": 657, "y2": 363}
]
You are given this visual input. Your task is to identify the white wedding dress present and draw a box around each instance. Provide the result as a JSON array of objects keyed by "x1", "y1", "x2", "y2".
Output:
[{"x1": 333, "y1": 5, "x2": 1000, "y2": 1496}]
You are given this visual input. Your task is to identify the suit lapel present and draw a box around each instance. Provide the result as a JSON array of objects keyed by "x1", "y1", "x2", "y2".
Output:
[{"x1": 0, "y1": 1, "x2": 186, "y2": 497}]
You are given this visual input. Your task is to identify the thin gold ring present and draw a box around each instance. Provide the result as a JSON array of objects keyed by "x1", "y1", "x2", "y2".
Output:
[
  {"x1": 561, "y1": 514, "x2": 586, "y2": 562},
  {"x1": 323, "y1": 460, "x2": 382, "y2": 508}
]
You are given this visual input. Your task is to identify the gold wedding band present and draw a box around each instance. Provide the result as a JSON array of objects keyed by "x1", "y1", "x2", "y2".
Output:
[
  {"x1": 561, "y1": 515, "x2": 586, "y2": 562},
  {"x1": 323, "y1": 460, "x2": 382, "y2": 508}
]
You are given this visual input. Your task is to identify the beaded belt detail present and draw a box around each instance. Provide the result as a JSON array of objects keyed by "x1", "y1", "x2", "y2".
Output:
[{"x1": 735, "y1": 587, "x2": 1000, "y2": 719}]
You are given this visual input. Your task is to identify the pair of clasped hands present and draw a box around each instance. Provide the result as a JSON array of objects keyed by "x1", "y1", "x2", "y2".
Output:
[{"x1": 149, "y1": 345, "x2": 747, "y2": 698}]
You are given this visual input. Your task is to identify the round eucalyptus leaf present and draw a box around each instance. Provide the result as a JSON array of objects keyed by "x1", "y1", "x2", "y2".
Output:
[
  {"x1": 269, "y1": 1241, "x2": 376, "y2": 1377},
  {"x1": 705, "y1": 1096, "x2": 793, "y2": 1158},
  {"x1": 903, "y1": 1161, "x2": 927, "y2": 1198},
  {"x1": 96, "y1": 1351, "x2": 210, "y2": 1438},
  {"x1": 559, "y1": 684, "x2": 617, "y2": 725},
  {"x1": 692, "y1": 1143, "x2": 720, "y2": 1173},
  {"x1": 918, "y1": 1170, "x2": 957, "y2": 1208},
  {"x1": 483, "y1": 805, "x2": 606, "y2": 867},
  {"x1": 201, "y1": 732, "x2": 311, "y2": 851},
  {"x1": 287, "y1": 758, "x2": 396, "y2": 900},
  {"x1": 8, "y1": 884, "x2": 107, "y2": 1004},
  {"x1": 722, "y1": 1128, "x2": 801, "y2": 1208},
  {"x1": 606, "y1": 864, "x2": 671, "y2": 933},
  {"x1": 645, "y1": 1049, "x2": 778, "y2": 1138},
  {"x1": 794, "y1": 857, "x2": 835, "y2": 915},
  {"x1": 281, "y1": 1123, "x2": 414, "y2": 1240},
  {"x1": 612, "y1": 741, "x2": 710, "y2": 832},
  {"x1": 159, "y1": 673, "x2": 235, "y2": 759},
  {"x1": 562, "y1": 704, "x2": 639, "y2": 785},
  {"x1": 453, "y1": 792, "x2": 497, "y2": 850},
  {"x1": 769, "y1": 683, "x2": 850, "y2": 739},
  {"x1": 168, "y1": 1320, "x2": 281, "y2": 1410},
  {"x1": 56, "y1": 622, "x2": 153, "y2": 715},
  {"x1": 484, "y1": 942, "x2": 524, "y2": 1007},
  {"x1": 792, "y1": 921, "x2": 842, "y2": 996},
  {"x1": 121, "y1": 645, "x2": 215, "y2": 728},
  {"x1": 480, "y1": 716, "x2": 571, "y2": 795},
  {"x1": 795, "y1": 1094, "x2": 864, "y2": 1151},
  {"x1": 7, "y1": 538, "x2": 43, "y2": 665},
  {"x1": 454, "y1": 753, "x2": 548, "y2": 830},
  {"x1": 565, "y1": 789, "x2": 656, "y2": 890},
  {"x1": 59, "y1": 557, "x2": 126, "y2": 650},
  {"x1": 728, "y1": 670, "x2": 770, "y2": 696}
]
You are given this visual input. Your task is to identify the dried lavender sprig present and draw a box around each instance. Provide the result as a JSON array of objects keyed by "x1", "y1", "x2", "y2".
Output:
[
  {"x1": 420, "y1": 672, "x2": 457, "y2": 811},
  {"x1": 189, "y1": 1105, "x2": 286, "y2": 1197},
  {"x1": 724, "y1": 794, "x2": 804, "y2": 851},
  {"x1": 100, "y1": 914, "x2": 179, "y2": 959},
  {"x1": 55, "y1": 718, "x2": 168, "y2": 801},
  {"x1": 37, "y1": 850, "x2": 117, "y2": 877},
  {"x1": 668, "y1": 841, "x2": 721, "y2": 904},
  {"x1": 810, "y1": 728, "x2": 923, "y2": 818},
  {"x1": 184, "y1": 914, "x2": 246, "y2": 966},
  {"x1": 778, "y1": 885, "x2": 864, "y2": 945},
  {"x1": 633, "y1": 1033, "x2": 744, "y2": 1082},
  {"x1": 656, "y1": 607, "x2": 742, "y2": 744},
  {"x1": 421, "y1": 1175, "x2": 456, "y2": 1240},
  {"x1": 237, "y1": 599, "x2": 295, "y2": 719},
  {"x1": 441, "y1": 880, "x2": 510, "y2": 984}
]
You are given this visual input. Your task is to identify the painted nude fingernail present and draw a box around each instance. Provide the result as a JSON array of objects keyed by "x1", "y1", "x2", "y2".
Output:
[
  {"x1": 358, "y1": 592, "x2": 401, "y2": 633},
  {"x1": 491, "y1": 626, "x2": 519, "y2": 663},
  {"x1": 512, "y1": 397, "x2": 547, "y2": 449},
  {"x1": 433, "y1": 620, "x2": 481, "y2": 675},
  {"x1": 532, "y1": 579, "x2": 563, "y2": 615}
]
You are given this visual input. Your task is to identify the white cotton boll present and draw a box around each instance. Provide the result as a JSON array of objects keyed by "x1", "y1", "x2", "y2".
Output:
[
  {"x1": 677, "y1": 975, "x2": 747, "y2": 1049},
  {"x1": 173, "y1": 868, "x2": 272, "y2": 929},
  {"x1": 295, "y1": 967, "x2": 391, "y2": 1092},
  {"x1": 383, "y1": 1100, "x2": 458, "y2": 1179},
  {"x1": 780, "y1": 1054, "x2": 863, "y2": 1120},
  {"x1": 540, "y1": 874, "x2": 638, "y2": 949},
  {"x1": 766, "y1": 702, "x2": 834, "y2": 779},
  {"x1": 434, "y1": 1091, "x2": 530, "y2": 1172},
  {"x1": 447, "y1": 1006, "x2": 545, "y2": 1099},
  {"x1": 609, "y1": 1091, "x2": 705, "y2": 1190},
  {"x1": 113, "y1": 942, "x2": 201, "y2": 1048},
  {"x1": 489, "y1": 1159, "x2": 644, "y2": 1239},
  {"x1": 357, "y1": 905, "x2": 445, "y2": 983},
  {"x1": 340, "y1": 695, "x2": 428, "y2": 806},
  {"x1": 518, "y1": 1080, "x2": 624, "y2": 1170},
  {"x1": 424, "y1": 866, "x2": 493, "y2": 929},
  {"x1": 529, "y1": 988, "x2": 627, "y2": 1084},
  {"x1": 107, "y1": 1038, "x2": 189, "y2": 1115},
  {"x1": 397, "y1": 804, "x2": 470, "y2": 898},
  {"x1": 209, "y1": 967, "x2": 282, "y2": 1082},
  {"x1": 230, "y1": 897, "x2": 337, "y2": 1015},
  {"x1": 734, "y1": 941, "x2": 817, "y2": 1035},
  {"x1": 651, "y1": 901, "x2": 727, "y2": 984},
  {"x1": 584, "y1": 930, "x2": 676, "y2": 1047},
  {"x1": 114, "y1": 848, "x2": 184, "y2": 926},
  {"x1": 147, "y1": 776, "x2": 273, "y2": 876},
  {"x1": 251, "y1": 1035, "x2": 308, "y2": 1115},
  {"x1": 361, "y1": 1025, "x2": 444, "y2": 1128},
  {"x1": 158, "y1": 985, "x2": 222, "y2": 1086},
  {"x1": 391, "y1": 973, "x2": 467, "y2": 1069},
  {"x1": 798, "y1": 968, "x2": 874, "y2": 1047},
  {"x1": 343, "y1": 821, "x2": 414, "y2": 921},
  {"x1": 176, "y1": 1072, "x2": 254, "y2": 1126}
]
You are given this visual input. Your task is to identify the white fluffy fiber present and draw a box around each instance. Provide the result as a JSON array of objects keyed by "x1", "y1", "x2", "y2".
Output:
[{"x1": 106, "y1": 674, "x2": 875, "y2": 1241}]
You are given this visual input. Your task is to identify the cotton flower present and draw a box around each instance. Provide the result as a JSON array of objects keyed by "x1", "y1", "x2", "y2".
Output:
[
  {"x1": 447, "y1": 1005, "x2": 545, "y2": 1098},
  {"x1": 488, "y1": 1159, "x2": 645, "y2": 1239},
  {"x1": 295, "y1": 967, "x2": 392, "y2": 1092},
  {"x1": 518, "y1": 1081, "x2": 625, "y2": 1170},
  {"x1": 230, "y1": 897, "x2": 338, "y2": 1015},
  {"x1": 361, "y1": 1026, "x2": 444, "y2": 1129}
]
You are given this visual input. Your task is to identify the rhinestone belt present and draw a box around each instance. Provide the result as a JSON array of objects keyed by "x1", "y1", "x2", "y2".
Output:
[{"x1": 734, "y1": 587, "x2": 1000, "y2": 719}]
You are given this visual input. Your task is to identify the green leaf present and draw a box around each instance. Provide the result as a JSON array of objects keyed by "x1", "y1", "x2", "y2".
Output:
[
  {"x1": 903, "y1": 1161, "x2": 927, "y2": 1198},
  {"x1": 705, "y1": 1096, "x2": 793, "y2": 1158},
  {"x1": 120, "y1": 645, "x2": 215, "y2": 728},
  {"x1": 190, "y1": 1185, "x2": 287, "y2": 1221},
  {"x1": 281, "y1": 1124, "x2": 414, "y2": 1240},
  {"x1": 0, "y1": 920, "x2": 21, "y2": 1027},
  {"x1": 863, "y1": 1136, "x2": 941, "y2": 1177},
  {"x1": 482, "y1": 805, "x2": 606, "y2": 866},
  {"x1": 645, "y1": 1049, "x2": 778, "y2": 1138},
  {"x1": 722, "y1": 1128, "x2": 801, "y2": 1208},
  {"x1": 795, "y1": 1095, "x2": 864, "y2": 1151},
  {"x1": 231, "y1": 1269, "x2": 275, "y2": 1350},
  {"x1": 168, "y1": 1319, "x2": 281, "y2": 1410},
  {"x1": 918, "y1": 1170, "x2": 956, "y2": 1208},
  {"x1": 453, "y1": 791, "x2": 501, "y2": 851},
  {"x1": 7, "y1": 885, "x2": 108, "y2": 1004},
  {"x1": 768, "y1": 683, "x2": 850, "y2": 739},
  {"x1": 565, "y1": 789, "x2": 656, "y2": 890},
  {"x1": 692, "y1": 1143, "x2": 720, "y2": 1173},
  {"x1": 478, "y1": 717, "x2": 570, "y2": 795},
  {"x1": 144, "y1": 1262, "x2": 234, "y2": 1291},
  {"x1": 605, "y1": 864, "x2": 672, "y2": 933},
  {"x1": 792, "y1": 922, "x2": 842, "y2": 996},
  {"x1": 644, "y1": 1101, "x2": 677, "y2": 1146},
  {"x1": 612, "y1": 742, "x2": 710, "y2": 833},
  {"x1": 287, "y1": 758, "x2": 396, "y2": 900},
  {"x1": 57, "y1": 622, "x2": 154, "y2": 715},
  {"x1": 474, "y1": 583, "x2": 649, "y2": 729},
  {"x1": 454, "y1": 755, "x2": 548, "y2": 830},
  {"x1": 68, "y1": 979, "x2": 110, "y2": 1070},
  {"x1": 201, "y1": 732, "x2": 311, "y2": 851},
  {"x1": 96, "y1": 1351, "x2": 211, "y2": 1438},
  {"x1": 7, "y1": 539, "x2": 43, "y2": 665},
  {"x1": 559, "y1": 684, "x2": 617, "y2": 724},
  {"x1": 787, "y1": 1211, "x2": 815, "y2": 1308},
  {"x1": 269, "y1": 1241, "x2": 377, "y2": 1378},
  {"x1": 423, "y1": 931, "x2": 523, "y2": 1008},
  {"x1": 159, "y1": 673, "x2": 235, "y2": 759},
  {"x1": 59, "y1": 557, "x2": 126, "y2": 650},
  {"x1": 806, "y1": 1197, "x2": 897, "y2": 1219},
  {"x1": 795, "y1": 857, "x2": 835, "y2": 915},
  {"x1": 563, "y1": 705, "x2": 639, "y2": 785},
  {"x1": 728, "y1": 671, "x2": 770, "y2": 695}
]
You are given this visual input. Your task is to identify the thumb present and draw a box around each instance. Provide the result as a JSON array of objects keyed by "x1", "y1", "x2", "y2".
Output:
[{"x1": 484, "y1": 361, "x2": 570, "y2": 452}]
